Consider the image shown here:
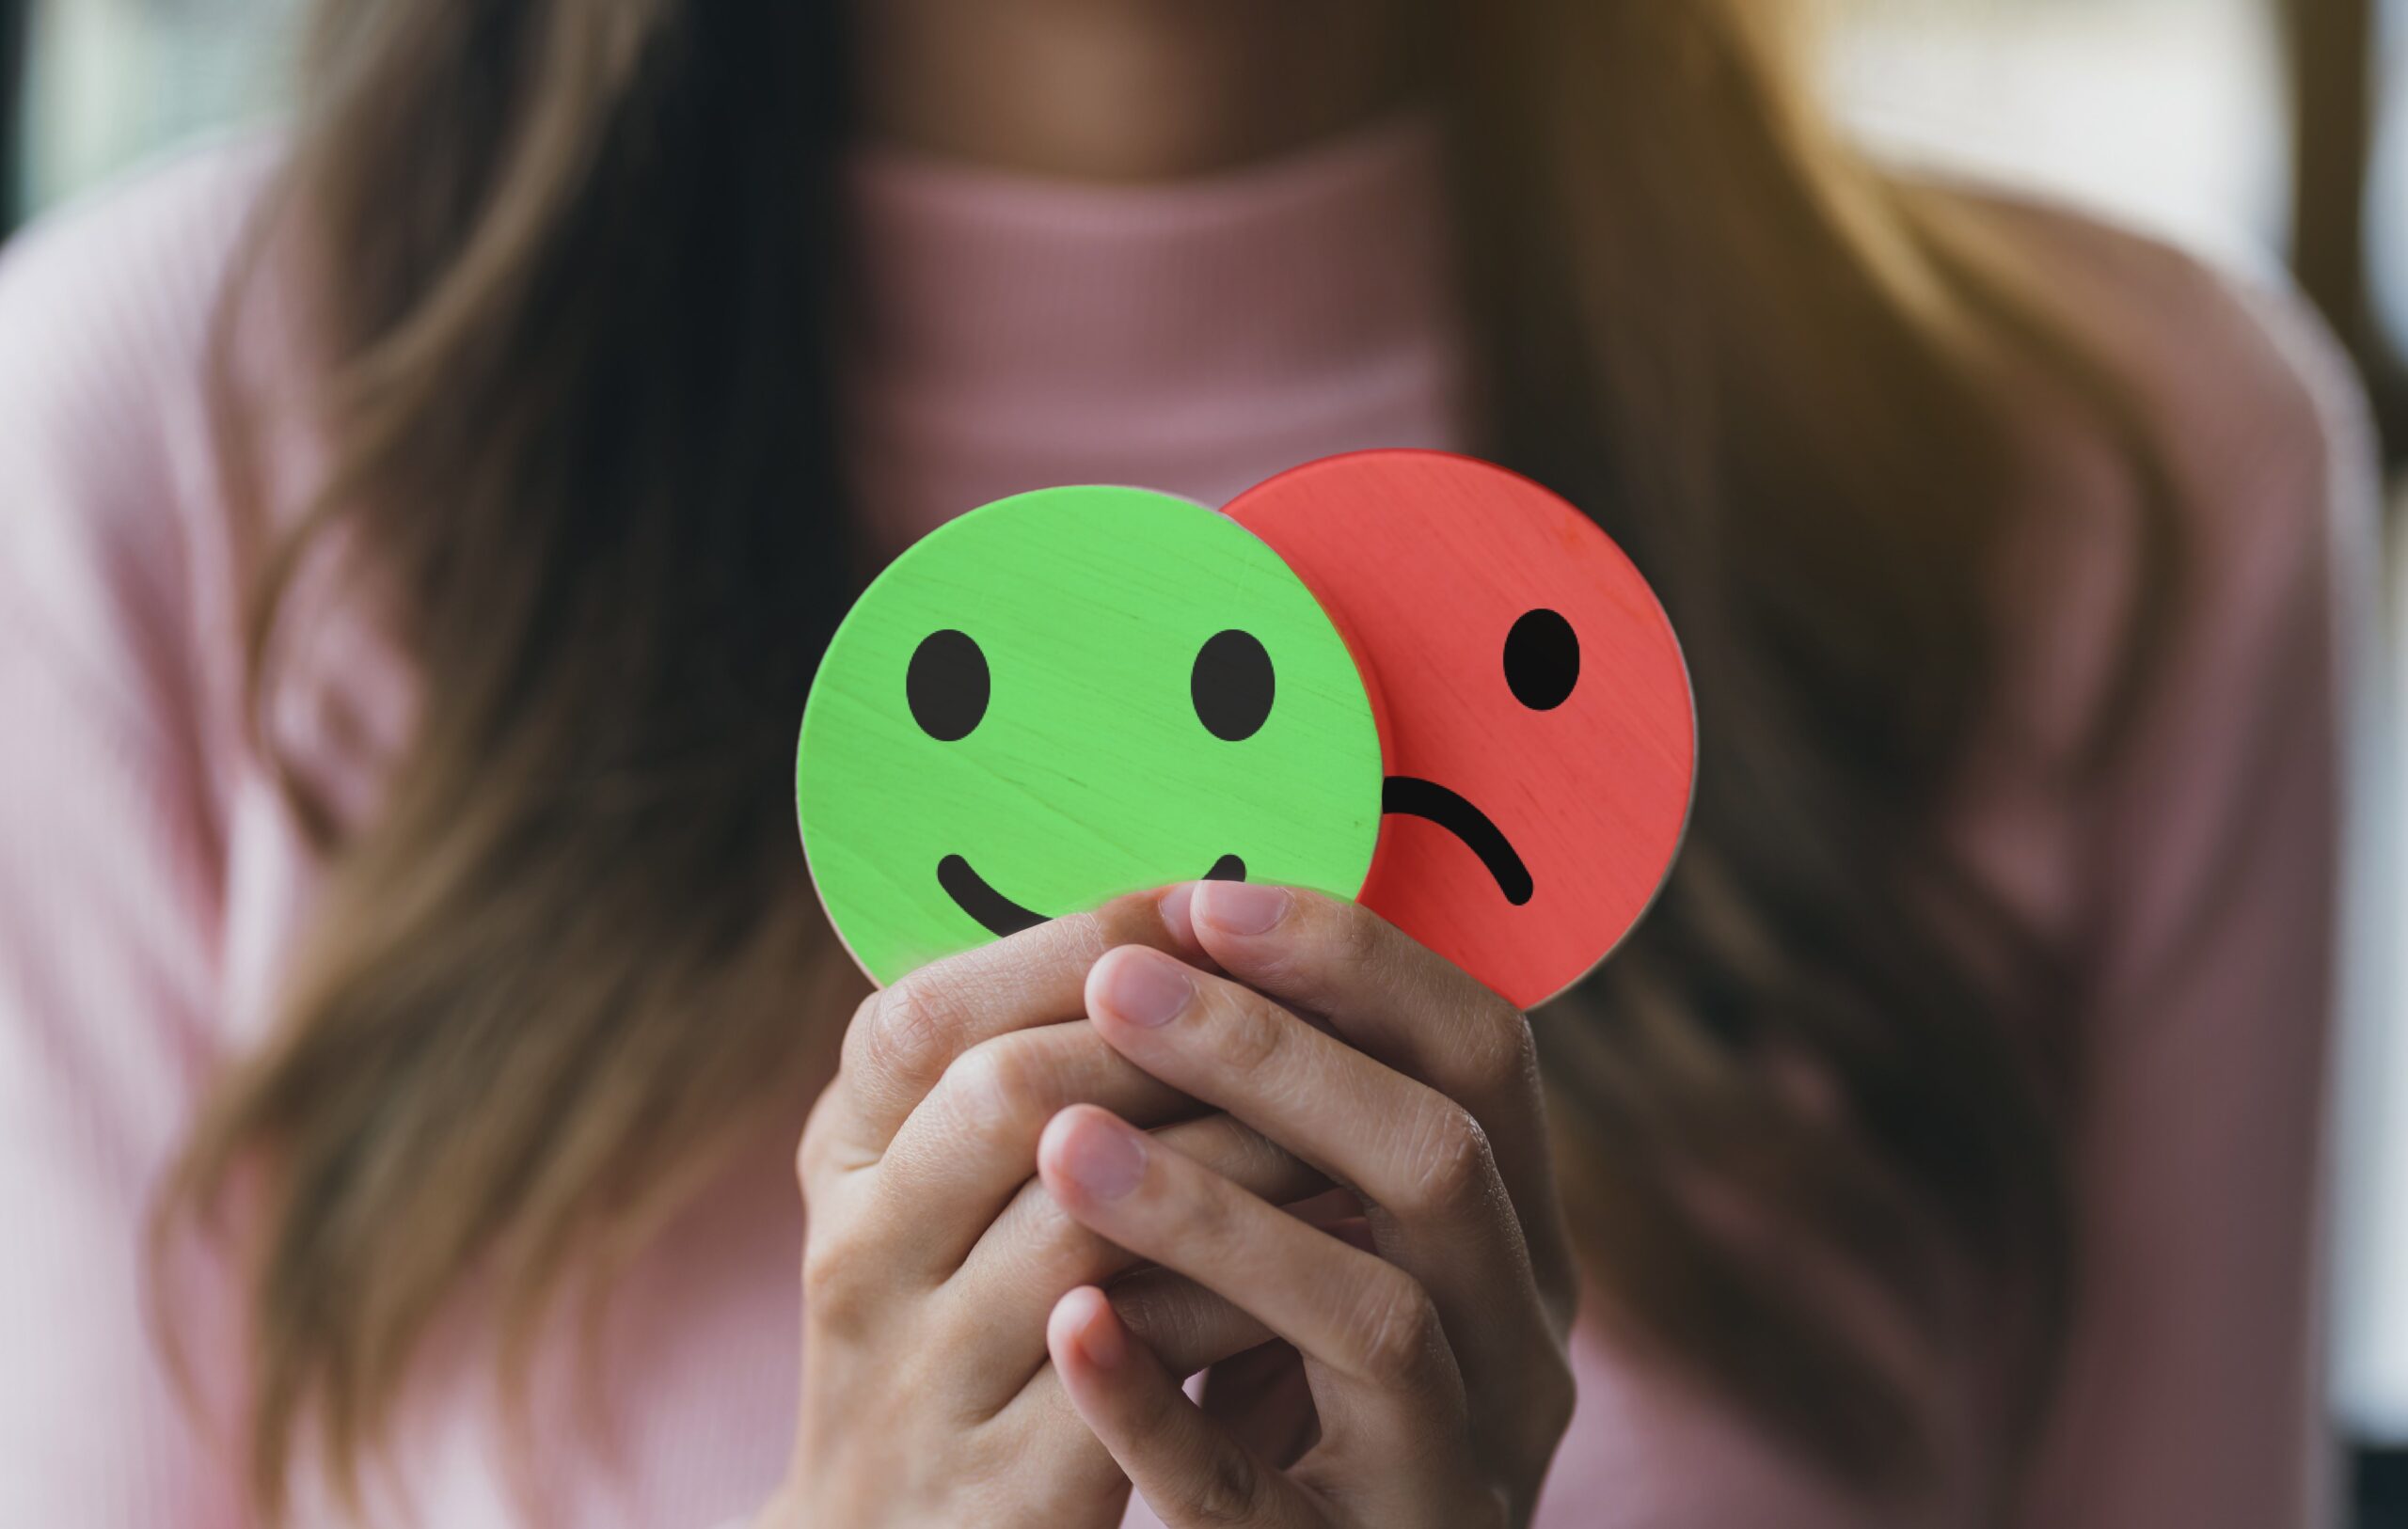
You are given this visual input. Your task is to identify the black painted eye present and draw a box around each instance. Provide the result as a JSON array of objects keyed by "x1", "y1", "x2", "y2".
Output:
[
  {"x1": 908, "y1": 629, "x2": 989, "y2": 741},
  {"x1": 1503, "y1": 608, "x2": 1579, "y2": 710},
  {"x1": 1192, "y1": 630, "x2": 1275, "y2": 741}
]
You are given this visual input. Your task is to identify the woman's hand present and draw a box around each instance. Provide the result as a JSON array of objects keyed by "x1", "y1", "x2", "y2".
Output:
[
  {"x1": 764, "y1": 891, "x2": 1325, "y2": 1529},
  {"x1": 1039, "y1": 881, "x2": 1579, "y2": 1528}
]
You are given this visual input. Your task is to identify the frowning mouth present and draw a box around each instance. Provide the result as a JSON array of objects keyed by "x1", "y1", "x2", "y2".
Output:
[
  {"x1": 1382, "y1": 778, "x2": 1532, "y2": 906},
  {"x1": 939, "y1": 853, "x2": 1248, "y2": 939}
]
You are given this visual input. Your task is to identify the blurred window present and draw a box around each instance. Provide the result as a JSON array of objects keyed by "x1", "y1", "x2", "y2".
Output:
[
  {"x1": 1828, "y1": 0, "x2": 2290, "y2": 271},
  {"x1": 15, "y1": 0, "x2": 290, "y2": 217},
  {"x1": 2373, "y1": 0, "x2": 2408, "y2": 355}
]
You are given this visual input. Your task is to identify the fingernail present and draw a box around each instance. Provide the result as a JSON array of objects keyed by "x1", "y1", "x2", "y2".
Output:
[
  {"x1": 1098, "y1": 948, "x2": 1192, "y2": 1028},
  {"x1": 1063, "y1": 1116, "x2": 1147, "y2": 1201},
  {"x1": 1194, "y1": 881, "x2": 1290, "y2": 936},
  {"x1": 1077, "y1": 1300, "x2": 1127, "y2": 1369}
]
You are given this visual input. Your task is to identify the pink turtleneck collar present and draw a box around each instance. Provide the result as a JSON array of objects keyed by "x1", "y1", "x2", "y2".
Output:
[{"x1": 839, "y1": 114, "x2": 1466, "y2": 555}]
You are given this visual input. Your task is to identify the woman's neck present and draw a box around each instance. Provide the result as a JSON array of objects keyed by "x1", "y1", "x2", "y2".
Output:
[{"x1": 852, "y1": 0, "x2": 1425, "y2": 181}]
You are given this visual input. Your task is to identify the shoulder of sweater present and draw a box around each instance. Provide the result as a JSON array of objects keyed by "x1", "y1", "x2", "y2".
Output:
[
  {"x1": 1942, "y1": 182, "x2": 2376, "y2": 573},
  {"x1": 1904, "y1": 184, "x2": 2377, "y2": 812},
  {"x1": 0, "y1": 131, "x2": 289, "y2": 461},
  {"x1": 0, "y1": 134, "x2": 288, "y2": 745}
]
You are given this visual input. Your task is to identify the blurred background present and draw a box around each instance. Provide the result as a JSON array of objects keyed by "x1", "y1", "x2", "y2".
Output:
[{"x1": 1, "y1": 0, "x2": 2400, "y2": 1521}]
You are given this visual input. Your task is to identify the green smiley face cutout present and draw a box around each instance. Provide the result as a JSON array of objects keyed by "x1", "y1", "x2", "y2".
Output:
[{"x1": 797, "y1": 485, "x2": 1384, "y2": 986}]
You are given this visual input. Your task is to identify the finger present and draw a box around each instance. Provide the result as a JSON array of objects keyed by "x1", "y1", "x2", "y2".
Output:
[
  {"x1": 1036, "y1": 1192, "x2": 1375, "y2": 1383},
  {"x1": 996, "y1": 1266, "x2": 1274, "y2": 1452},
  {"x1": 964, "y1": 1110, "x2": 1331, "y2": 1304},
  {"x1": 826, "y1": 889, "x2": 1208, "y2": 1162},
  {"x1": 1086, "y1": 945, "x2": 1559, "y2": 1414},
  {"x1": 945, "y1": 1113, "x2": 1323, "y2": 1417},
  {"x1": 1109, "y1": 1266, "x2": 1275, "y2": 1377},
  {"x1": 1182, "y1": 881, "x2": 1576, "y2": 1322},
  {"x1": 874, "y1": 1020, "x2": 1201, "y2": 1274},
  {"x1": 1038, "y1": 1105, "x2": 1467, "y2": 1457},
  {"x1": 1048, "y1": 1287, "x2": 1317, "y2": 1529}
]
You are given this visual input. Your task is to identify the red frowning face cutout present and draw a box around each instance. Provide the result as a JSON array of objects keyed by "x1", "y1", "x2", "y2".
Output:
[{"x1": 1224, "y1": 450, "x2": 1696, "y2": 1009}]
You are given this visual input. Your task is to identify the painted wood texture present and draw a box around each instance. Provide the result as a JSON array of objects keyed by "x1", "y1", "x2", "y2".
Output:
[
  {"x1": 797, "y1": 484, "x2": 1383, "y2": 986},
  {"x1": 1226, "y1": 449, "x2": 1696, "y2": 1008}
]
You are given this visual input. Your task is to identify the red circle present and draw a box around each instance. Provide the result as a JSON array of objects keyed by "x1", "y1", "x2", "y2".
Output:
[{"x1": 1227, "y1": 450, "x2": 1696, "y2": 1008}]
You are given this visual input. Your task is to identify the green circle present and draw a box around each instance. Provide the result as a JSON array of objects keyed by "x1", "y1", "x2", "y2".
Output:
[{"x1": 797, "y1": 485, "x2": 1383, "y2": 986}]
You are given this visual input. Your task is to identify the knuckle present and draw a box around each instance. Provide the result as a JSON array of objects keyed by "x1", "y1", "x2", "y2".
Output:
[
  {"x1": 795, "y1": 1105, "x2": 828, "y2": 1188},
  {"x1": 1400, "y1": 1103, "x2": 1496, "y2": 1218},
  {"x1": 1465, "y1": 1004, "x2": 1536, "y2": 1092},
  {"x1": 1185, "y1": 1116, "x2": 1274, "y2": 1182},
  {"x1": 940, "y1": 1035, "x2": 1053, "y2": 1144},
  {"x1": 833, "y1": 987, "x2": 884, "y2": 1075},
  {"x1": 1111, "y1": 1278, "x2": 1211, "y2": 1364},
  {"x1": 1351, "y1": 1272, "x2": 1445, "y2": 1387},
  {"x1": 1221, "y1": 1125, "x2": 1320, "y2": 1207},
  {"x1": 892, "y1": 1318, "x2": 977, "y2": 1415},
  {"x1": 1484, "y1": 1348, "x2": 1577, "y2": 1489},
  {"x1": 1259, "y1": 892, "x2": 1374, "y2": 989},
  {"x1": 1034, "y1": 1207, "x2": 1105, "y2": 1282},
  {"x1": 844, "y1": 985, "x2": 882, "y2": 1037},
  {"x1": 1046, "y1": 904, "x2": 1122, "y2": 970},
  {"x1": 1165, "y1": 1171, "x2": 1237, "y2": 1249},
  {"x1": 1463, "y1": 1489, "x2": 1513, "y2": 1529},
  {"x1": 1141, "y1": 1165, "x2": 1232, "y2": 1261},
  {"x1": 799, "y1": 1239, "x2": 845, "y2": 1307},
  {"x1": 1210, "y1": 996, "x2": 1288, "y2": 1077},
  {"x1": 1005, "y1": 1177, "x2": 1101, "y2": 1276},
  {"x1": 1096, "y1": 890, "x2": 1165, "y2": 942},
  {"x1": 1176, "y1": 1438, "x2": 1267, "y2": 1527},
  {"x1": 796, "y1": 1076, "x2": 860, "y2": 1189},
  {"x1": 850, "y1": 978, "x2": 956, "y2": 1093},
  {"x1": 1533, "y1": 1351, "x2": 1577, "y2": 1442},
  {"x1": 1330, "y1": 897, "x2": 1391, "y2": 974},
  {"x1": 799, "y1": 1224, "x2": 875, "y2": 1334}
]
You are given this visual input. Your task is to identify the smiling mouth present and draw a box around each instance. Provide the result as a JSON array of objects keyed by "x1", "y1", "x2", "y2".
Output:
[
  {"x1": 939, "y1": 852, "x2": 1248, "y2": 938},
  {"x1": 1383, "y1": 777, "x2": 1532, "y2": 906}
]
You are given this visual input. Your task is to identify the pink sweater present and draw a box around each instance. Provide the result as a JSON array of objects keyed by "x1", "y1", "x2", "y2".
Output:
[{"x1": 0, "y1": 121, "x2": 2372, "y2": 1528}]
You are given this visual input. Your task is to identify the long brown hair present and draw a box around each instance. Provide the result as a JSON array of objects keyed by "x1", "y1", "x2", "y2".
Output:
[{"x1": 170, "y1": 0, "x2": 2178, "y2": 1516}]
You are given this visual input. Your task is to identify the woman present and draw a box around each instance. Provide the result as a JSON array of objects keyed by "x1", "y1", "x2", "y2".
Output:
[{"x1": 0, "y1": 1, "x2": 2366, "y2": 1525}]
